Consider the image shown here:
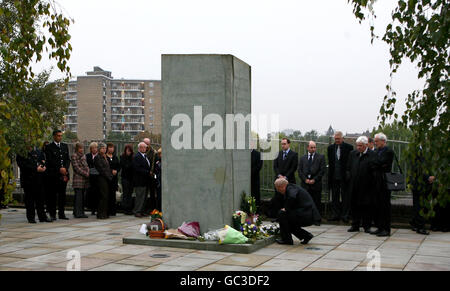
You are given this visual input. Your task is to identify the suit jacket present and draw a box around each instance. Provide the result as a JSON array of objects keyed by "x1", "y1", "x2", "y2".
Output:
[
  {"x1": 133, "y1": 152, "x2": 151, "y2": 187},
  {"x1": 146, "y1": 146, "x2": 158, "y2": 174},
  {"x1": 284, "y1": 184, "x2": 321, "y2": 226},
  {"x1": 44, "y1": 141, "x2": 70, "y2": 180},
  {"x1": 85, "y1": 153, "x2": 99, "y2": 176},
  {"x1": 346, "y1": 149, "x2": 376, "y2": 206},
  {"x1": 16, "y1": 148, "x2": 46, "y2": 188},
  {"x1": 106, "y1": 154, "x2": 121, "y2": 191},
  {"x1": 273, "y1": 149, "x2": 298, "y2": 184},
  {"x1": 370, "y1": 146, "x2": 394, "y2": 195},
  {"x1": 94, "y1": 154, "x2": 113, "y2": 181},
  {"x1": 251, "y1": 150, "x2": 263, "y2": 182},
  {"x1": 120, "y1": 154, "x2": 134, "y2": 181},
  {"x1": 327, "y1": 142, "x2": 353, "y2": 188},
  {"x1": 298, "y1": 152, "x2": 326, "y2": 191}
]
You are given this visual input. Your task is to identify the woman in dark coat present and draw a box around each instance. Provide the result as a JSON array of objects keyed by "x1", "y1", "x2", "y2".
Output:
[
  {"x1": 106, "y1": 143, "x2": 121, "y2": 216},
  {"x1": 120, "y1": 144, "x2": 134, "y2": 215},
  {"x1": 94, "y1": 143, "x2": 112, "y2": 219}
]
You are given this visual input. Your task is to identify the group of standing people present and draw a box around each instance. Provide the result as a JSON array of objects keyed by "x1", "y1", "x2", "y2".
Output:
[
  {"x1": 269, "y1": 131, "x2": 402, "y2": 245},
  {"x1": 16, "y1": 130, "x2": 162, "y2": 223}
]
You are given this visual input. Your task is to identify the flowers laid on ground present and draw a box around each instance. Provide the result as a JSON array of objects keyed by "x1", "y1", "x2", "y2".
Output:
[
  {"x1": 232, "y1": 211, "x2": 247, "y2": 224},
  {"x1": 150, "y1": 209, "x2": 163, "y2": 221},
  {"x1": 260, "y1": 223, "x2": 280, "y2": 237},
  {"x1": 240, "y1": 192, "x2": 257, "y2": 216}
]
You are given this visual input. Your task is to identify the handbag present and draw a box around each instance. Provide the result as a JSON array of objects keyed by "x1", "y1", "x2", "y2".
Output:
[{"x1": 384, "y1": 153, "x2": 406, "y2": 191}]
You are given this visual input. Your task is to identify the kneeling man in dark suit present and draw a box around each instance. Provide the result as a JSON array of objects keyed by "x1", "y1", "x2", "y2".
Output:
[{"x1": 274, "y1": 178, "x2": 321, "y2": 245}]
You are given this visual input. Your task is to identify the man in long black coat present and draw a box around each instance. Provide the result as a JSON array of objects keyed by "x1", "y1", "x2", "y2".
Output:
[
  {"x1": 133, "y1": 142, "x2": 152, "y2": 217},
  {"x1": 251, "y1": 149, "x2": 263, "y2": 208},
  {"x1": 346, "y1": 136, "x2": 376, "y2": 233},
  {"x1": 270, "y1": 138, "x2": 298, "y2": 218},
  {"x1": 274, "y1": 178, "x2": 321, "y2": 245},
  {"x1": 44, "y1": 130, "x2": 71, "y2": 220},
  {"x1": 370, "y1": 133, "x2": 394, "y2": 237},
  {"x1": 16, "y1": 147, "x2": 52, "y2": 223},
  {"x1": 327, "y1": 131, "x2": 354, "y2": 222}
]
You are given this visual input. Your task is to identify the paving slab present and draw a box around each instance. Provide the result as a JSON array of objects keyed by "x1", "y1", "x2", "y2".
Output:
[
  {"x1": 216, "y1": 254, "x2": 272, "y2": 267},
  {"x1": 89, "y1": 263, "x2": 146, "y2": 271}
]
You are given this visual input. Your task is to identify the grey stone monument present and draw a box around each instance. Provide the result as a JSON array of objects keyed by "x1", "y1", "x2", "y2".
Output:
[{"x1": 161, "y1": 54, "x2": 251, "y2": 232}]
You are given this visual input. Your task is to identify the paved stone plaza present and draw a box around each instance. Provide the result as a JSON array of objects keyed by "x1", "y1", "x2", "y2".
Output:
[{"x1": 0, "y1": 208, "x2": 449, "y2": 271}]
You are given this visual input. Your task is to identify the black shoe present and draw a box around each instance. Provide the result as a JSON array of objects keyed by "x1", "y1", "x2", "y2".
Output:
[
  {"x1": 74, "y1": 215, "x2": 88, "y2": 219},
  {"x1": 276, "y1": 239, "x2": 293, "y2": 245},
  {"x1": 328, "y1": 217, "x2": 340, "y2": 222},
  {"x1": 342, "y1": 217, "x2": 350, "y2": 223},
  {"x1": 416, "y1": 228, "x2": 429, "y2": 235},
  {"x1": 364, "y1": 228, "x2": 371, "y2": 233},
  {"x1": 28, "y1": 220, "x2": 37, "y2": 224},
  {"x1": 39, "y1": 217, "x2": 53, "y2": 223},
  {"x1": 301, "y1": 233, "x2": 314, "y2": 245},
  {"x1": 370, "y1": 228, "x2": 382, "y2": 235},
  {"x1": 348, "y1": 226, "x2": 360, "y2": 232},
  {"x1": 376, "y1": 230, "x2": 390, "y2": 237},
  {"x1": 58, "y1": 215, "x2": 69, "y2": 220}
]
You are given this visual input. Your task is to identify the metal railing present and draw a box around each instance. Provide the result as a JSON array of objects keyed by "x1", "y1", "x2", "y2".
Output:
[{"x1": 258, "y1": 137, "x2": 411, "y2": 203}]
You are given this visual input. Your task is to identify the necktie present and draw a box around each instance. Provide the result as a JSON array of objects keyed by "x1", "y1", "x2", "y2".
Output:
[
  {"x1": 336, "y1": 146, "x2": 341, "y2": 160},
  {"x1": 307, "y1": 154, "x2": 313, "y2": 174},
  {"x1": 283, "y1": 151, "x2": 287, "y2": 160}
]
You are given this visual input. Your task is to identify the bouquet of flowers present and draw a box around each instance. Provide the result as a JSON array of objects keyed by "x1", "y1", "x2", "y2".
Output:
[
  {"x1": 232, "y1": 211, "x2": 247, "y2": 224},
  {"x1": 240, "y1": 221, "x2": 262, "y2": 241},
  {"x1": 240, "y1": 192, "x2": 258, "y2": 216},
  {"x1": 150, "y1": 209, "x2": 163, "y2": 221},
  {"x1": 260, "y1": 223, "x2": 280, "y2": 236}
]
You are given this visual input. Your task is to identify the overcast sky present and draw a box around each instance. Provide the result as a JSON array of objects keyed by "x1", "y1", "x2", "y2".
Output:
[{"x1": 36, "y1": 0, "x2": 423, "y2": 135}]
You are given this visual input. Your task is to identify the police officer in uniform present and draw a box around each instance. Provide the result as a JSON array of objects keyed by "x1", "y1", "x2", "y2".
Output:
[
  {"x1": 45, "y1": 130, "x2": 71, "y2": 220},
  {"x1": 16, "y1": 146, "x2": 52, "y2": 223}
]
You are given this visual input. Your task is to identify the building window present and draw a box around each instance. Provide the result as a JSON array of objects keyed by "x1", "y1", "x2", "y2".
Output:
[
  {"x1": 149, "y1": 90, "x2": 154, "y2": 96},
  {"x1": 149, "y1": 82, "x2": 154, "y2": 88},
  {"x1": 149, "y1": 98, "x2": 153, "y2": 104}
]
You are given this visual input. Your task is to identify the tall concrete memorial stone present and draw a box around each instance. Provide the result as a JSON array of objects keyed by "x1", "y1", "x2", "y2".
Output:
[{"x1": 161, "y1": 54, "x2": 251, "y2": 232}]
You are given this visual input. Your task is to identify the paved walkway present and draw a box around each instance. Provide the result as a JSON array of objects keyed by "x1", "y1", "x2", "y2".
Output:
[{"x1": 0, "y1": 208, "x2": 449, "y2": 271}]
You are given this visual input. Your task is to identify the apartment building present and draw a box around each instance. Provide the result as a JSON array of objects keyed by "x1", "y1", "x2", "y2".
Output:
[{"x1": 62, "y1": 66, "x2": 161, "y2": 141}]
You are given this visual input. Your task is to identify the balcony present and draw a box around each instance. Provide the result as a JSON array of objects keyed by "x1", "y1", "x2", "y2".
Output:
[
  {"x1": 111, "y1": 83, "x2": 145, "y2": 91},
  {"x1": 111, "y1": 113, "x2": 144, "y2": 116},
  {"x1": 111, "y1": 118, "x2": 144, "y2": 124}
]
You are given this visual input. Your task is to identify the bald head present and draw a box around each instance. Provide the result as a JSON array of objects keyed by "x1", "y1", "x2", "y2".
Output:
[
  {"x1": 143, "y1": 138, "x2": 151, "y2": 145},
  {"x1": 274, "y1": 178, "x2": 289, "y2": 194},
  {"x1": 308, "y1": 141, "x2": 317, "y2": 154}
]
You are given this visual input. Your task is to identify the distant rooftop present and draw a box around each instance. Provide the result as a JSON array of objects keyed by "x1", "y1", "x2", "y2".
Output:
[{"x1": 86, "y1": 66, "x2": 112, "y2": 78}]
